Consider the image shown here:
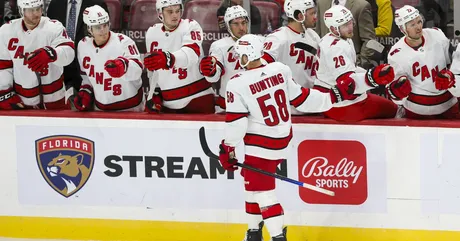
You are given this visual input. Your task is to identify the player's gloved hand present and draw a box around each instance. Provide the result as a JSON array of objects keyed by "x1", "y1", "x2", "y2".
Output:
[
  {"x1": 366, "y1": 64, "x2": 395, "y2": 87},
  {"x1": 219, "y1": 140, "x2": 238, "y2": 171},
  {"x1": 73, "y1": 87, "x2": 94, "y2": 111},
  {"x1": 145, "y1": 91, "x2": 162, "y2": 114},
  {"x1": 27, "y1": 46, "x2": 57, "y2": 72},
  {"x1": 199, "y1": 56, "x2": 219, "y2": 77},
  {"x1": 144, "y1": 50, "x2": 175, "y2": 71},
  {"x1": 386, "y1": 76, "x2": 412, "y2": 100},
  {"x1": 104, "y1": 57, "x2": 128, "y2": 78},
  {"x1": 434, "y1": 69, "x2": 455, "y2": 90},
  {"x1": 330, "y1": 73, "x2": 356, "y2": 103},
  {"x1": 0, "y1": 90, "x2": 24, "y2": 110}
]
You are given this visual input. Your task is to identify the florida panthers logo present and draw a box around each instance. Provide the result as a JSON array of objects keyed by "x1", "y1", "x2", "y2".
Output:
[{"x1": 35, "y1": 135, "x2": 95, "y2": 198}]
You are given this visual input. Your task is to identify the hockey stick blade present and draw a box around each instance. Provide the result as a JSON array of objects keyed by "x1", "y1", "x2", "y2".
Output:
[
  {"x1": 198, "y1": 127, "x2": 335, "y2": 196},
  {"x1": 294, "y1": 42, "x2": 317, "y2": 56},
  {"x1": 366, "y1": 39, "x2": 385, "y2": 53}
]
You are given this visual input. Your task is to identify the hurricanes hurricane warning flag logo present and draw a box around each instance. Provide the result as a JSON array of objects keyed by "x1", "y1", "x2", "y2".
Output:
[{"x1": 35, "y1": 135, "x2": 95, "y2": 198}]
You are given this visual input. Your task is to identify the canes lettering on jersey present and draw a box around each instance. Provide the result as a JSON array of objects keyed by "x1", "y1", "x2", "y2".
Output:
[
  {"x1": 0, "y1": 17, "x2": 75, "y2": 108},
  {"x1": 78, "y1": 32, "x2": 144, "y2": 111},
  {"x1": 388, "y1": 28, "x2": 457, "y2": 115}
]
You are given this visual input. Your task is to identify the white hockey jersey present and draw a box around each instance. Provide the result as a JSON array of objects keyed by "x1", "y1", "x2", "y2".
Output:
[
  {"x1": 263, "y1": 27, "x2": 320, "y2": 89},
  {"x1": 0, "y1": 17, "x2": 74, "y2": 107},
  {"x1": 78, "y1": 32, "x2": 144, "y2": 111},
  {"x1": 315, "y1": 33, "x2": 373, "y2": 107},
  {"x1": 145, "y1": 19, "x2": 213, "y2": 109},
  {"x1": 225, "y1": 62, "x2": 334, "y2": 160},
  {"x1": 205, "y1": 36, "x2": 244, "y2": 111},
  {"x1": 448, "y1": 44, "x2": 460, "y2": 97},
  {"x1": 388, "y1": 28, "x2": 456, "y2": 115}
]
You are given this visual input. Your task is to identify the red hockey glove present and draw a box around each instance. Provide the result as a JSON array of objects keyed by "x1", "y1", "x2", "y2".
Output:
[
  {"x1": 330, "y1": 73, "x2": 356, "y2": 103},
  {"x1": 73, "y1": 88, "x2": 94, "y2": 111},
  {"x1": 219, "y1": 140, "x2": 238, "y2": 171},
  {"x1": 144, "y1": 50, "x2": 175, "y2": 71},
  {"x1": 0, "y1": 90, "x2": 24, "y2": 110},
  {"x1": 199, "y1": 56, "x2": 218, "y2": 77},
  {"x1": 145, "y1": 92, "x2": 163, "y2": 114},
  {"x1": 365, "y1": 64, "x2": 395, "y2": 87},
  {"x1": 434, "y1": 69, "x2": 455, "y2": 90},
  {"x1": 386, "y1": 76, "x2": 412, "y2": 100},
  {"x1": 27, "y1": 46, "x2": 57, "y2": 72},
  {"x1": 104, "y1": 57, "x2": 128, "y2": 78}
]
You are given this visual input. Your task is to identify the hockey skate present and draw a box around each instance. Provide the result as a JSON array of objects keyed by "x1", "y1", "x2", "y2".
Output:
[
  {"x1": 243, "y1": 221, "x2": 264, "y2": 241},
  {"x1": 271, "y1": 226, "x2": 288, "y2": 241}
]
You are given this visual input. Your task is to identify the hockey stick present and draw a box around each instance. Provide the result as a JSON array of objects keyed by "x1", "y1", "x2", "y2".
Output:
[
  {"x1": 198, "y1": 127, "x2": 335, "y2": 196},
  {"x1": 34, "y1": 72, "x2": 45, "y2": 109},
  {"x1": 293, "y1": 42, "x2": 317, "y2": 56}
]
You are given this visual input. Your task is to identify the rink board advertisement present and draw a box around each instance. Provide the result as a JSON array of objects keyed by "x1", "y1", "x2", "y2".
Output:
[
  {"x1": 15, "y1": 124, "x2": 386, "y2": 213},
  {"x1": 2, "y1": 115, "x2": 460, "y2": 240}
]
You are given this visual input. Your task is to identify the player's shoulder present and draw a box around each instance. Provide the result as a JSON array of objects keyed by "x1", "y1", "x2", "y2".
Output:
[
  {"x1": 113, "y1": 32, "x2": 134, "y2": 44},
  {"x1": 265, "y1": 26, "x2": 287, "y2": 41},
  {"x1": 180, "y1": 18, "x2": 202, "y2": 30},
  {"x1": 305, "y1": 28, "x2": 321, "y2": 42},
  {"x1": 77, "y1": 36, "x2": 93, "y2": 49},
  {"x1": 210, "y1": 36, "x2": 234, "y2": 49},
  {"x1": 388, "y1": 38, "x2": 407, "y2": 58},
  {"x1": 320, "y1": 34, "x2": 348, "y2": 50},
  {"x1": 424, "y1": 27, "x2": 448, "y2": 42},
  {"x1": 42, "y1": 17, "x2": 66, "y2": 30},
  {"x1": 146, "y1": 23, "x2": 162, "y2": 35},
  {"x1": 0, "y1": 18, "x2": 17, "y2": 35},
  {"x1": 268, "y1": 61, "x2": 289, "y2": 72}
]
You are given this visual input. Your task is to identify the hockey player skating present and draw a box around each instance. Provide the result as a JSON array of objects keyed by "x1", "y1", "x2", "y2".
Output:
[
  {"x1": 144, "y1": 0, "x2": 215, "y2": 114},
  {"x1": 200, "y1": 5, "x2": 249, "y2": 113},
  {"x1": 0, "y1": 0, "x2": 74, "y2": 110},
  {"x1": 218, "y1": 34, "x2": 355, "y2": 241},
  {"x1": 387, "y1": 5, "x2": 460, "y2": 119},
  {"x1": 73, "y1": 5, "x2": 144, "y2": 112},
  {"x1": 315, "y1": 5, "x2": 404, "y2": 122}
]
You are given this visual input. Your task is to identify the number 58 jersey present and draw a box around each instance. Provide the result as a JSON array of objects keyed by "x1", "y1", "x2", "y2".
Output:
[{"x1": 224, "y1": 62, "x2": 334, "y2": 160}]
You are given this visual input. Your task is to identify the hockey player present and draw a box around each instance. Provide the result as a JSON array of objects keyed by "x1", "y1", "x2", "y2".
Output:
[
  {"x1": 0, "y1": 0, "x2": 75, "y2": 110},
  {"x1": 144, "y1": 0, "x2": 214, "y2": 114},
  {"x1": 199, "y1": 5, "x2": 248, "y2": 113},
  {"x1": 262, "y1": 0, "x2": 319, "y2": 90},
  {"x1": 315, "y1": 5, "x2": 404, "y2": 122},
  {"x1": 218, "y1": 34, "x2": 355, "y2": 241},
  {"x1": 387, "y1": 5, "x2": 459, "y2": 119},
  {"x1": 73, "y1": 5, "x2": 144, "y2": 112}
]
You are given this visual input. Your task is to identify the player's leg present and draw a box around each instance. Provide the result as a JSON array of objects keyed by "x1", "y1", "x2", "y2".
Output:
[
  {"x1": 360, "y1": 93, "x2": 398, "y2": 119},
  {"x1": 244, "y1": 155, "x2": 287, "y2": 240}
]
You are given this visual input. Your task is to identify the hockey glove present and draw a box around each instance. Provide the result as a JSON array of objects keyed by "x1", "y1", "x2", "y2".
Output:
[
  {"x1": 434, "y1": 69, "x2": 456, "y2": 90},
  {"x1": 144, "y1": 50, "x2": 175, "y2": 71},
  {"x1": 219, "y1": 140, "x2": 238, "y2": 171},
  {"x1": 199, "y1": 56, "x2": 218, "y2": 77},
  {"x1": 386, "y1": 76, "x2": 412, "y2": 101},
  {"x1": 365, "y1": 64, "x2": 395, "y2": 87},
  {"x1": 27, "y1": 46, "x2": 57, "y2": 72},
  {"x1": 330, "y1": 73, "x2": 356, "y2": 103},
  {"x1": 104, "y1": 57, "x2": 128, "y2": 78},
  {"x1": 0, "y1": 89, "x2": 24, "y2": 110},
  {"x1": 73, "y1": 87, "x2": 94, "y2": 111},
  {"x1": 145, "y1": 91, "x2": 163, "y2": 114}
]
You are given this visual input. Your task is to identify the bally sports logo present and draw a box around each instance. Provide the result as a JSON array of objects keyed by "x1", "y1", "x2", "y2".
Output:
[{"x1": 298, "y1": 140, "x2": 367, "y2": 205}]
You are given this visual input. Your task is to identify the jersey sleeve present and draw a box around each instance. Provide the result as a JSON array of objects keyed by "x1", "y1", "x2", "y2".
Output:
[
  {"x1": 448, "y1": 44, "x2": 460, "y2": 96},
  {"x1": 324, "y1": 44, "x2": 373, "y2": 94},
  {"x1": 262, "y1": 32, "x2": 283, "y2": 63},
  {"x1": 432, "y1": 28, "x2": 451, "y2": 65},
  {"x1": 118, "y1": 34, "x2": 143, "y2": 81},
  {"x1": 284, "y1": 64, "x2": 333, "y2": 113},
  {"x1": 0, "y1": 27, "x2": 14, "y2": 95},
  {"x1": 49, "y1": 19, "x2": 75, "y2": 67},
  {"x1": 224, "y1": 80, "x2": 249, "y2": 148},
  {"x1": 205, "y1": 41, "x2": 225, "y2": 83},
  {"x1": 77, "y1": 41, "x2": 93, "y2": 91},
  {"x1": 173, "y1": 20, "x2": 203, "y2": 68}
]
